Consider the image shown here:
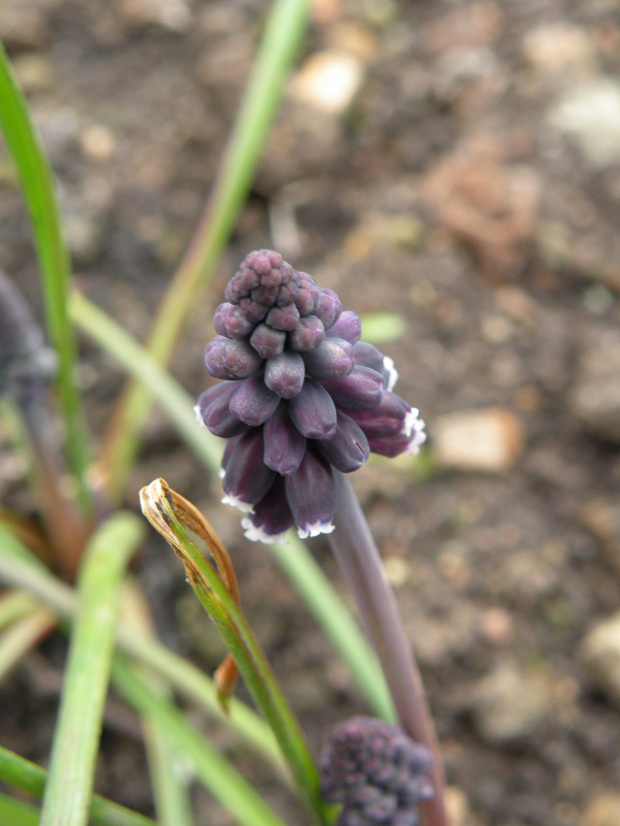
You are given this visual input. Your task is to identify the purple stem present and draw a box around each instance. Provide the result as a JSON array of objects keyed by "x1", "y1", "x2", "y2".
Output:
[{"x1": 328, "y1": 471, "x2": 447, "y2": 826}]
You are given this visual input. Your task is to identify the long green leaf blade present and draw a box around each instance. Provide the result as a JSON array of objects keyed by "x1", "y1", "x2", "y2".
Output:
[
  {"x1": 0, "y1": 746, "x2": 157, "y2": 826},
  {"x1": 0, "y1": 522, "x2": 285, "y2": 772},
  {"x1": 40, "y1": 514, "x2": 144, "y2": 826},
  {"x1": 112, "y1": 660, "x2": 289, "y2": 826},
  {"x1": 0, "y1": 42, "x2": 91, "y2": 512}
]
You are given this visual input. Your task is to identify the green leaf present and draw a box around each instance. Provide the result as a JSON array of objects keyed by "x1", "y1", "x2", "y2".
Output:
[
  {"x1": 360, "y1": 312, "x2": 407, "y2": 344},
  {"x1": 0, "y1": 746, "x2": 157, "y2": 826},
  {"x1": 0, "y1": 521, "x2": 286, "y2": 774},
  {"x1": 113, "y1": 660, "x2": 290, "y2": 826},
  {"x1": 40, "y1": 513, "x2": 144, "y2": 826},
  {"x1": 0, "y1": 42, "x2": 91, "y2": 513},
  {"x1": 140, "y1": 480, "x2": 330, "y2": 824}
]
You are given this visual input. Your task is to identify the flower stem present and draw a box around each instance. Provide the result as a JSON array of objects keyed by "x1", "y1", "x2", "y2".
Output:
[{"x1": 328, "y1": 471, "x2": 447, "y2": 826}]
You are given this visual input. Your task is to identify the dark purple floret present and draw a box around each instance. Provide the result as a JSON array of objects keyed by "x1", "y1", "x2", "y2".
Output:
[
  {"x1": 195, "y1": 383, "x2": 249, "y2": 438},
  {"x1": 205, "y1": 336, "x2": 263, "y2": 380},
  {"x1": 315, "y1": 412, "x2": 369, "y2": 473},
  {"x1": 229, "y1": 372, "x2": 280, "y2": 427},
  {"x1": 264, "y1": 351, "x2": 305, "y2": 399},
  {"x1": 302, "y1": 338, "x2": 354, "y2": 381},
  {"x1": 198, "y1": 250, "x2": 425, "y2": 543},
  {"x1": 321, "y1": 367, "x2": 386, "y2": 411},
  {"x1": 327, "y1": 311, "x2": 362, "y2": 344},
  {"x1": 263, "y1": 404, "x2": 306, "y2": 476},
  {"x1": 320, "y1": 717, "x2": 434, "y2": 826}
]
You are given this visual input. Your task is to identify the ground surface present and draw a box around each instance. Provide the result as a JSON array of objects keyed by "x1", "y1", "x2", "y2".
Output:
[{"x1": 1, "y1": 1, "x2": 620, "y2": 824}]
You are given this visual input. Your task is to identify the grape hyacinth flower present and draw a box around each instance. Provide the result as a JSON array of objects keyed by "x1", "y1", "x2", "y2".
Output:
[
  {"x1": 196, "y1": 249, "x2": 425, "y2": 543},
  {"x1": 320, "y1": 716, "x2": 434, "y2": 826}
]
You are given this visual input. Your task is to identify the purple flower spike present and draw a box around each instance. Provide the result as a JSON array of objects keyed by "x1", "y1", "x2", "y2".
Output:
[
  {"x1": 229, "y1": 372, "x2": 280, "y2": 427},
  {"x1": 205, "y1": 336, "x2": 263, "y2": 380},
  {"x1": 289, "y1": 378, "x2": 338, "y2": 439},
  {"x1": 288, "y1": 315, "x2": 325, "y2": 351},
  {"x1": 327, "y1": 311, "x2": 362, "y2": 344},
  {"x1": 263, "y1": 404, "x2": 307, "y2": 475},
  {"x1": 301, "y1": 338, "x2": 354, "y2": 381},
  {"x1": 316, "y1": 411, "x2": 369, "y2": 473},
  {"x1": 321, "y1": 366, "x2": 385, "y2": 411},
  {"x1": 195, "y1": 383, "x2": 249, "y2": 438},
  {"x1": 320, "y1": 717, "x2": 434, "y2": 826},
  {"x1": 285, "y1": 449, "x2": 335, "y2": 538},
  {"x1": 264, "y1": 352, "x2": 305, "y2": 399},
  {"x1": 221, "y1": 428, "x2": 276, "y2": 513},
  {"x1": 242, "y1": 477, "x2": 295, "y2": 544},
  {"x1": 198, "y1": 250, "x2": 425, "y2": 541},
  {"x1": 249, "y1": 323, "x2": 286, "y2": 359},
  {"x1": 314, "y1": 288, "x2": 343, "y2": 330},
  {"x1": 213, "y1": 303, "x2": 255, "y2": 339}
]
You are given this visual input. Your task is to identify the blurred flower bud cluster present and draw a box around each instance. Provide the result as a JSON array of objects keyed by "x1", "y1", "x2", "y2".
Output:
[{"x1": 320, "y1": 716, "x2": 434, "y2": 826}]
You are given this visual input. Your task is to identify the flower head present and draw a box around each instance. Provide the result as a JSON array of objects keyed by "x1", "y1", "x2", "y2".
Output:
[
  {"x1": 197, "y1": 250, "x2": 425, "y2": 543},
  {"x1": 320, "y1": 716, "x2": 434, "y2": 826}
]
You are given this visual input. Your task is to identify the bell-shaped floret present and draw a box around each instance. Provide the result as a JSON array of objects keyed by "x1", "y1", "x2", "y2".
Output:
[
  {"x1": 241, "y1": 477, "x2": 295, "y2": 544},
  {"x1": 221, "y1": 428, "x2": 276, "y2": 513},
  {"x1": 195, "y1": 383, "x2": 249, "y2": 438},
  {"x1": 264, "y1": 351, "x2": 305, "y2": 399},
  {"x1": 205, "y1": 336, "x2": 263, "y2": 380},
  {"x1": 285, "y1": 448, "x2": 336, "y2": 538},
  {"x1": 315, "y1": 411, "x2": 369, "y2": 473},
  {"x1": 289, "y1": 378, "x2": 338, "y2": 439},
  {"x1": 263, "y1": 403, "x2": 307, "y2": 475},
  {"x1": 326, "y1": 311, "x2": 362, "y2": 344},
  {"x1": 321, "y1": 366, "x2": 385, "y2": 411},
  {"x1": 229, "y1": 372, "x2": 280, "y2": 426},
  {"x1": 347, "y1": 392, "x2": 412, "y2": 439},
  {"x1": 301, "y1": 338, "x2": 354, "y2": 381}
]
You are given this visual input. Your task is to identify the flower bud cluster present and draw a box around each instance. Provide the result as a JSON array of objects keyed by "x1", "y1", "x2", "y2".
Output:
[
  {"x1": 320, "y1": 716, "x2": 433, "y2": 826},
  {"x1": 197, "y1": 250, "x2": 426, "y2": 543}
]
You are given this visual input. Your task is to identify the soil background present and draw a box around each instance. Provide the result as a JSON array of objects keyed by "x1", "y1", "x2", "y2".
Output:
[{"x1": 2, "y1": 1, "x2": 620, "y2": 825}]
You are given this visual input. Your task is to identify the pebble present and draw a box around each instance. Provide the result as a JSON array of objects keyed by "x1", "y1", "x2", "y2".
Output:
[
  {"x1": 289, "y1": 50, "x2": 364, "y2": 115},
  {"x1": 118, "y1": 0, "x2": 192, "y2": 31},
  {"x1": 581, "y1": 793, "x2": 620, "y2": 826},
  {"x1": 569, "y1": 328, "x2": 620, "y2": 445},
  {"x1": 548, "y1": 78, "x2": 620, "y2": 169},
  {"x1": 432, "y1": 407, "x2": 525, "y2": 472},
  {"x1": 522, "y1": 22, "x2": 596, "y2": 77},
  {"x1": 79, "y1": 124, "x2": 116, "y2": 163},
  {"x1": 11, "y1": 53, "x2": 55, "y2": 94},
  {"x1": 580, "y1": 612, "x2": 620, "y2": 706},
  {"x1": 466, "y1": 660, "x2": 552, "y2": 744}
]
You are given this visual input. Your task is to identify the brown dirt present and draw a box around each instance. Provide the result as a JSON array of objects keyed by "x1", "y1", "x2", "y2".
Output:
[{"x1": 2, "y1": 1, "x2": 620, "y2": 825}]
